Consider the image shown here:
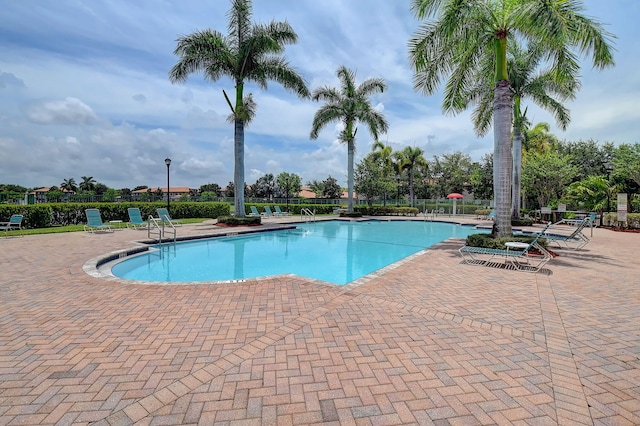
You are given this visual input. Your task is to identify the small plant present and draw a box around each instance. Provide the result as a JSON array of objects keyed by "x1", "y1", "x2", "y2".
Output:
[{"x1": 465, "y1": 233, "x2": 547, "y2": 249}]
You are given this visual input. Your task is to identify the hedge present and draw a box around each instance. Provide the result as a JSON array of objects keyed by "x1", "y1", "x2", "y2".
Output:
[
  {"x1": 245, "y1": 203, "x2": 341, "y2": 216},
  {"x1": 354, "y1": 205, "x2": 419, "y2": 216},
  {"x1": 0, "y1": 202, "x2": 230, "y2": 229},
  {"x1": 465, "y1": 233, "x2": 548, "y2": 249}
]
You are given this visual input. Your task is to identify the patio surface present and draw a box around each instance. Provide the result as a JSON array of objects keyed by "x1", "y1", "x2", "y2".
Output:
[{"x1": 1, "y1": 215, "x2": 639, "y2": 425}]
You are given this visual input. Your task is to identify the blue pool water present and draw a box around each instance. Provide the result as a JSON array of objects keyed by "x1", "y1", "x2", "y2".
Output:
[{"x1": 111, "y1": 220, "x2": 476, "y2": 285}]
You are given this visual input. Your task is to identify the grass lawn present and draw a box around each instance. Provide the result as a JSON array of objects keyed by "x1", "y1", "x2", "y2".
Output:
[{"x1": 9, "y1": 218, "x2": 210, "y2": 236}]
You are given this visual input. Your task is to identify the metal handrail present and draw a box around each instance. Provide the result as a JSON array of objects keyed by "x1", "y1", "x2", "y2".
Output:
[{"x1": 300, "y1": 208, "x2": 316, "y2": 222}]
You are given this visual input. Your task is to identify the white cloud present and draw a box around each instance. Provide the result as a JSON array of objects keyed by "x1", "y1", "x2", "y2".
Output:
[{"x1": 27, "y1": 97, "x2": 97, "y2": 125}]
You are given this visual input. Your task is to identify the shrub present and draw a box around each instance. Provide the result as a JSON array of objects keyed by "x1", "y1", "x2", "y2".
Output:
[
  {"x1": 217, "y1": 216, "x2": 261, "y2": 226},
  {"x1": 465, "y1": 233, "x2": 547, "y2": 249},
  {"x1": 354, "y1": 205, "x2": 419, "y2": 216},
  {"x1": 339, "y1": 211, "x2": 363, "y2": 218}
]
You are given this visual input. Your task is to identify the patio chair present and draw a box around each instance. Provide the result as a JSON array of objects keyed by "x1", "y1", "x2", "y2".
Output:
[
  {"x1": 542, "y1": 215, "x2": 592, "y2": 250},
  {"x1": 156, "y1": 208, "x2": 182, "y2": 227},
  {"x1": 249, "y1": 206, "x2": 262, "y2": 217},
  {"x1": 0, "y1": 214, "x2": 24, "y2": 237},
  {"x1": 459, "y1": 223, "x2": 552, "y2": 273},
  {"x1": 127, "y1": 208, "x2": 148, "y2": 229},
  {"x1": 84, "y1": 209, "x2": 113, "y2": 233},
  {"x1": 484, "y1": 210, "x2": 495, "y2": 220},
  {"x1": 274, "y1": 206, "x2": 290, "y2": 217},
  {"x1": 263, "y1": 206, "x2": 275, "y2": 218}
]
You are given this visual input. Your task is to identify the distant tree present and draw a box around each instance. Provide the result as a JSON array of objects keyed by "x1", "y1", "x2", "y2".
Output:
[
  {"x1": 355, "y1": 156, "x2": 394, "y2": 205},
  {"x1": 522, "y1": 151, "x2": 577, "y2": 209},
  {"x1": 276, "y1": 172, "x2": 302, "y2": 198},
  {"x1": 565, "y1": 175, "x2": 616, "y2": 225},
  {"x1": 133, "y1": 185, "x2": 148, "y2": 191},
  {"x1": 252, "y1": 174, "x2": 276, "y2": 199},
  {"x1": 47, "y1": 187, "x2": 64, "y2": 202},
  {"x1": 60, "y1": 178, "x2": 77, "y2": 193},
  {"x1": 200, "y1": 191, "x2": 218, "y2": 202},
  {"x1": 94, "y1": 183, "x2": 108, "y2": 195},
  {"x1": 199, "y1": 183, "x2": 221, "y2": 196},
  {"x1": 120, "y1": 188, "x2": 132, "y2": 201},
  {"x1": 322, "y1": 176, "x2": 342, "y2": 200},
  {"x1": 306, "y1": 180, "x2": 324, "y2": 198},
  {"x1": 169, "y1": 0, "x2": 310, "y2": 217},
  {"x1": 79, "y1": 176, "x2": 97, "y2": 192},
  {"x1": 225, "y1": 181, "x2": 235, "y2": 198},
  {"x1": 397, "y1": 146, "x2": 427, "y2": 207},
  {"x1": 557, "y1": 139, "x2": 608, "y2": 182},
  {"x1": 524, "y1": 122, "x2": 559, "y2": 154},
  {"x1": 370, "y1": 142, "x2": 397, "y2": 205},
  {"x1": 103, "y1": 188, "x2": 118, "y2": 202},
  {"x1": 469, "y1": 154, "x2": 494, "y2": 201},
  {"x1": 310, "y1": 66, "x2": 388, "y2": 212}
]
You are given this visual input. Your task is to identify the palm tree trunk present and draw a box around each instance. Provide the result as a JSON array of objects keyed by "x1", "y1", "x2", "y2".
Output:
[
  {"x1": 409, "y1": 171, "x2": 415, "y2": 207},
  {"x1": 493, "y1": 80, "x2": 513, "y2": 238},
  {"x1": 234, "y1": 118, "x2": 246, "y2": 217},
  {"x1": 347, "y1": 140, "x2": 355, "y2": 212},
  {"x1": 512, "y1": 127, "x2": 522, "y2": 220}
]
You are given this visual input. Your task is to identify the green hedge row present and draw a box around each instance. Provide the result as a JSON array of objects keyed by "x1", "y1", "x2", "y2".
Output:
[
  {"x1": 354, "y1": 205, "x2": 419, "y2": 216},
  {"x1": 0, "y1": 202, "x2": 230, "y2": 228},
  {"x1": 465, "y1": 233, "x2": 548, "y2": 249},
  {"x1": 245, "y1": 203, "x2": 342, "y2": 215}
]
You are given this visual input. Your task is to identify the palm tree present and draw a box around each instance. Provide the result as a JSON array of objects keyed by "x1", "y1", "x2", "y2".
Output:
[
  {"x1": 169, "y1": 0, "x2": 309, "y2": 217},
  {"x1": 397, "y1": 146, "x2": 427, "y2": 207},
  {"x1": 79, "y1": 176, "x2": 96, "y2": 192},
  {"x1": 409, "y1": 0, "x2": 614, "y2": 237},
  {"x1": 310, "y1": 66, "x2": 388, "y2": 212},
  {"x1": 60, "y1": 178, "x2": 77, "y2": 193},
  {"x1": 461, "y1": 40, "x2": 579, "y2": 219}
]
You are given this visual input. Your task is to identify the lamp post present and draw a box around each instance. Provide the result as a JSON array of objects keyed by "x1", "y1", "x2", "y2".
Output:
[
  {"x1": 285, "y1": 175, "x2": 290, "y2": 211},
  {"x1": 604, "y1": 160, "x2": 613, "y2": 226},
  {"x1": 165, "y1": 157, "x2": 171, "y2": 212}
]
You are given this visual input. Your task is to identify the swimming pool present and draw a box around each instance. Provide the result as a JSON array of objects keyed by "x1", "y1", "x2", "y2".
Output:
[{"x1": 110, "y1": 220, "x2": 477, "y2": 285}]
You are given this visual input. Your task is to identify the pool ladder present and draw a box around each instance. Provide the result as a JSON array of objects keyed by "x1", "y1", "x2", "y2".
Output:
[
  {"x1": 147, "y1": 215, "x2": 176, "y2": 243},
  {"x1": 301, "y1": 208, "x2": 316, "y2": 222}
]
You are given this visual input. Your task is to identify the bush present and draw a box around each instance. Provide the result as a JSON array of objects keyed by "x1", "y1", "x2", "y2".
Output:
[
  {"x1": 217, "y1": 216, "x2": 261, "y2": 226},
  {"x1": 354, "y1": 205, "x2": 419, "y2": 216},
  {"x1": 0, "y1": 202, "x2": 231, "y2": 228},
  {"x1": 339, "y1": 211, "x2": 363, "y2": 218},
  {"x1": 603, "y1": 212, "x2": 640, "y2": 229},
  {"x1": 465, "y1": 233, "x2": 548, "y2": 249},
  {"x1": 511, "y1": 218, "x2": 533, "y2": 226},
  {"x1": 245, "y1": 203, "x2": 341, "y2": 216}
]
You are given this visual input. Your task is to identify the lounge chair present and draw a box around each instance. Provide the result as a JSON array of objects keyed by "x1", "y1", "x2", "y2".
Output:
[
  {"x1": 156, "y1": 208, "x2": 182, "y2": 227},
  {"x1": 84, "y1": 209, "x2": 113, "y2": 233},
  {"x1": 263, "y1": 206, "x2": 275, "y2": 218},
  {"x1": 249, "y1": 206, "x2": 261, "y2": 217},
  {"x1": 0, "y1": 214, "x2": 24, "y2": 237},
  {"x1": 542, "y1": 215, "x2": 592, "y2": 250},
  {"x1": 484, "y1": 210, "x2": 495, "y2": 220},
  {"x1": 459, "y1": 223, "x2": 552, "y2": 273},
  {"x1": 127, "y1": 208, "x2": 148, "y2": 229},
  {"x1": 274, "y1": 205, "x2": 290, "y2": 217}
]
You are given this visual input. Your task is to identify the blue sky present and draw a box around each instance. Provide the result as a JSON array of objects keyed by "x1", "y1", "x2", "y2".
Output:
[{"x1": 1, "y1": 0, "x2": 637, "y2": 190}]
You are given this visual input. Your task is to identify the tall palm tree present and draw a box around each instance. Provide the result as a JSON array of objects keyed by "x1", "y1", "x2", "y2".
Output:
[
  {"x1": 79, "y1": 176, "x2": 96, "y2": 192},
  {"x1": 461, "y1": 40, "x2": 579, "y2": 219},
  {"x1": 310, "y1": 66, "x2": 388, "y2": 212},
  {"x1": 169, "y1": 0, "x2": 309, "y2": 217},
  {"x1": 409, "y1": 0, "x2": 614, "y2": 237},
  {"x1": 60, "y1": 178, "x2": 77, "y2": 193},
  {"x1": 398, "y1": 146, "x2": 427, "y2": 207}
]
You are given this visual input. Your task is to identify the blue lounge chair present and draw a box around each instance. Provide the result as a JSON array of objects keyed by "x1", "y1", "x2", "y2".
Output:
[
  {"x1": 0, "y1": 214, "x2": 24, "y2": 237},
  {"x1": 249, "y1": 206, "x2": 261, "y2": 217},
  {"x1": 127, "y1": 208, "x2": 148, "y2": 229},
  {"x1": 274, "y1": 206, "x2": 290, "y2": 217},
  {"x1": 156, "y1": 208, "x2": 182, "y2": 227},
  {"x1": 543, "y1": 215, "x2": 593, "y2": 250},
  {"x1": 263, "y1": 206, "x2": 275, "y2": 218},
  {"x1": 84, "y1": 209, "x2": 113, "y2": 233},
  {"x1": 459, "y1": 223, "x2": 552, "y2": 273}
]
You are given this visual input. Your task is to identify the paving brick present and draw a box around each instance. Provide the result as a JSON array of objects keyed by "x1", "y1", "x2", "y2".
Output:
[{"x1": 0, "y1": 219, "x2": 638, "y2": 424}]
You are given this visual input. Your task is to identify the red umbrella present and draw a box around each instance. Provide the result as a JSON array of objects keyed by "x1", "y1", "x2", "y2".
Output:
[{"x1": 446, "y1": 193, "x2": 463, "y2": 199}]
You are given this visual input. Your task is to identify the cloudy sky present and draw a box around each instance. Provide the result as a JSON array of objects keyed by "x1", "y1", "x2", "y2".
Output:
[{"x1": 1, "y1": 0, "x2": 637, "y2": 190}]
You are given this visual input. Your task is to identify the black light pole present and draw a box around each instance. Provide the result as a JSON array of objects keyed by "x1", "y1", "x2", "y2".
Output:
[
  {"x1": 285, "y1": 175, "x2": 290, "y2": 211},
  {"x1": 604, "y1": 160, "x2": 613, "y2": 226},
  {"x1": 165, "y1": 157, "x2": 171, "y2": 212}
]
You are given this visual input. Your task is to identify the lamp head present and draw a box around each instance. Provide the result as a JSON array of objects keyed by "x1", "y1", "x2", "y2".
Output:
[{"x1": 165, "y1": 157, "x2": 172, "y2": 167}]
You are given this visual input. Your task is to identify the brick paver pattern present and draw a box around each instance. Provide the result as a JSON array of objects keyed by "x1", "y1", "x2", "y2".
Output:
[{"x1": 0, "y1": 217, "x2": 639, "y2": 425}]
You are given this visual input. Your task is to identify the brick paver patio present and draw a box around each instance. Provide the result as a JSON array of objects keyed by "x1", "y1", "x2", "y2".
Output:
[{"x1": 0, "y1": 217, "x2": 638, "y2": 425}]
